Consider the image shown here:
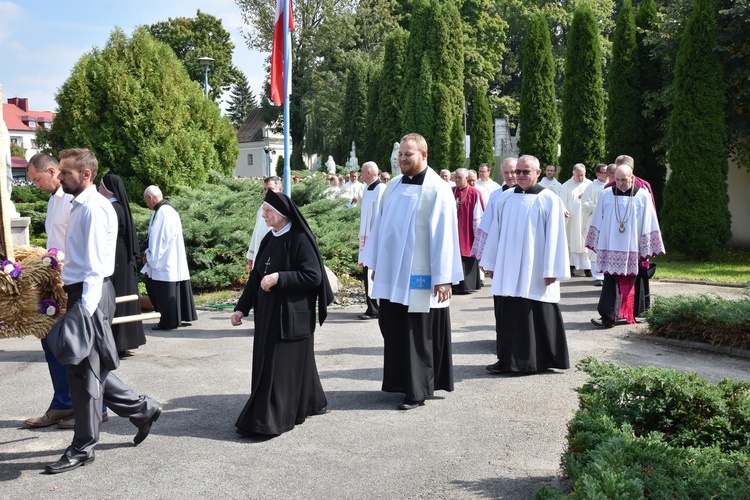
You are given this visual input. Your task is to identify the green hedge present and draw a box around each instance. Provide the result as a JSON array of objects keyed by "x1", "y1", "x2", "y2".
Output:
[
  {"x1": 536, "y1": 358, "x2": 750, "y2": 498},
  {"x1": 132, "y1": 172, "x2": 359, "y2": 292},
  {"x1": 645, "y1": 294, "x2": 750, "y2": 350}
]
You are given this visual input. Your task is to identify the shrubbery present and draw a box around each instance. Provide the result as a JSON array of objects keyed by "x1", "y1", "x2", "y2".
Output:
[
  {"x1": 536, "y1": 358, "x2": 750, "y2": 498},
  {"x1": 645, "y1": 293, "x2": 750, "y2": 350},
  {"x1": 11, "y1": 185, "x2": 49, "y2": 204},
  {"x1": 132, "y1": 172, "x2": 359, "y2": 292}
]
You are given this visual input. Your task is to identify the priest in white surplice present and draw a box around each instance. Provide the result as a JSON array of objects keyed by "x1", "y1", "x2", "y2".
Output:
[
  {"x1": 246, "y1": 176, "x2": 283, "y2": 269},
  {"x1": 580, "y1": 164, "x2": 611, "y2": 286},
  {"x1": 141, "y1": 185, "x2": 197, "y2": 330},
  {"x1": 538, "y1": 164, "x2": 562, "y2": 194},
  {"x1": 357, "y1": 161, "x2": 386, "y2": 320},
  {"x1": 479, "y1": 155, "x2": 571, "y2": 374},
  {"x1": 560, "y1": 163, "x2": 592, "y2": 276},
  {"x1": 361, "y1": 133, "x2": 462, "y2": 411},
  {"x1": 586, "y1": 164, "x2": 665, "y2": 328}
]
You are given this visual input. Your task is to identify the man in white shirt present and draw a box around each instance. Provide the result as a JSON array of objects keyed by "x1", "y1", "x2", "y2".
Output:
[
  {"x1": 581, "y1": 164, "x2": 612, "y2": 286},
  {"x1": 467, "y1": 169, "x2": 490, "y2": 206},
  {"x1": 339, "y1": 169, "x2": 365, "y2": 207},
  {"x1": 476, "y1": 162, "x2": 501, "y2": 196},
  {"x1": 361, "y1": 133, "x2": 462, "y2": 411},
  {"x1": 559, "y1": 164, "x2": 592, "y2": 276},
  {"x1": 142, "y1": 185, "x2": 197, "y2": 330},
  {"x1": 23, "y1": 154, "x2": 76, "y2": 429},
  {"x1": 246, "y1": 176, "x2": 283, "y2": 269},
  {"x1": 357, "y1": 161, "x2": 386, "y2": 320},
  {"x1": 45, "y1": 148, "x2": 161, "y2": 474},
  {"x1": 538, "y1": 164, "x2": 562, "y2": 194}
]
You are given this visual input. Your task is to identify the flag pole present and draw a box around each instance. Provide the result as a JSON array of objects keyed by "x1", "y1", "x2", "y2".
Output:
[{"x1": 282, "y1": 0, "x2": 291, "y2": 196}]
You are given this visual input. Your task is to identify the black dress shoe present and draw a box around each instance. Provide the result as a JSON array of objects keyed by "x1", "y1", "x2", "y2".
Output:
[
  {"x1": 45, "y1": 454, "x2": 94, "y2": 474},
  {"x1": 357, "y1": 314, "x2": 377, "y2": 320},
  {"x1": 134, "y1": 407, "x2": 162, "y2": 445},
  {"x1": 591, "y1": 317, "x2": 615, "y2": 329},
  {"x1": 486, "y1": 361, "x2": 507, "y2": 374},
  {"x1": 180, "y1": 322, "x2": 192, "y2": 327},
  {"x1": 584, "y1": 270, "x2": 592, "y2": 277},
  {"x1": 397, "y1": 399, "x2": 425, "y2": 411}
]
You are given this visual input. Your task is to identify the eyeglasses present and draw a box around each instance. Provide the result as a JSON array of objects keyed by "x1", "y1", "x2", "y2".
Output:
[{"x1": 514, "y1": 169, "x2": 533, "y2": 176}]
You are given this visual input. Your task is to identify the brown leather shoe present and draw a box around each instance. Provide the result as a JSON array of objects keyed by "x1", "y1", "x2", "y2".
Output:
[
  {"x1": 57, "y1": 412, "x2": 109, "y2": 429},
  {"x1": 24, "y1": 408, "x2": 75, "y2": 428}
]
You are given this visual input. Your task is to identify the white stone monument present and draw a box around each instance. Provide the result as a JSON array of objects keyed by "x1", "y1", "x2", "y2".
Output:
[
  {"x1": 325, "y1": 155, "x2": 336, "y2": 174},
  {"x1": 390, "y1": 142, "x2": 401, "y2": 176},
  {"x1": 345, "y1": 142, "x2": 358, "y2": 171}
]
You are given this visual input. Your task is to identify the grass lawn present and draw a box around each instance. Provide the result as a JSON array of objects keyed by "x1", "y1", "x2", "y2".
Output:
[{"x1": 652, "y1": 248, "x2": 750, "y2": 285}]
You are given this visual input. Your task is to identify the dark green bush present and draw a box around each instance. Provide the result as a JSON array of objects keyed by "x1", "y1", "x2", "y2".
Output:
[
  {"x1": 131, "y1": 173, "x2": 359, "y2": 292},
  {"x1": 645, "y1": 294, "x2": 750, "y2": 349},
  {"x1": 542, "y1": 358, "x2": 750, "y2": 498},
  {"x1": 15, "y1": 201, "x2": 49, "y2": 237},
  {"x1": 11, "y1": 185, "x2": 49, "y2": 203}
]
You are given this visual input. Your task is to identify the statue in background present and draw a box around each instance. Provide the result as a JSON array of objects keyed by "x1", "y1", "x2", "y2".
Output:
[
  {"x1": 345, "y1": 142, "x2": 358, "y2": 171},
  {"x1": 390, "y1": 142, "x2": 401, "y2": 176},
  {"x1": 325, "y1": 155, "x2": 336, "y2": 174}
]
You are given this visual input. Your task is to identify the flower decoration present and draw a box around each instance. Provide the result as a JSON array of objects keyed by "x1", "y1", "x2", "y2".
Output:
[
  {"x1": 48, "y1": 248, "x2": 65, "y2": 262},
  {"x1": 41, "y1": 255, "x2": 59, "y2": 269},
  {"x1": 1, "y1": 260, "x2": 22, "y2": 279},
  {"x1": 39, "y1": 299, "x2": 61, "y2": 317}
]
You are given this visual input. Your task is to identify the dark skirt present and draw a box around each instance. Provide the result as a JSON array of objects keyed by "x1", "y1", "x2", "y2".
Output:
[
  {"x1": 493, "y1": 296, "x2": 569, "y2": 372},
  {"x1": 453, "y1": 256, "x2": 481, "y2": 293},
  {"x1": 145, "y1": 278, "x2": 198, "y2": 329},
  {"x1": 110, "y1": 240, "x2": 146, "y2": 351},
  {"x1": 378, "y1": 299, "x2": 454, "y2": 400},
  {"x1": 597, "y1": 271, "x2": 650, "y2": 324},
  {"x1": 236, "y1": 299, "x2": 326, "y2": 436}
]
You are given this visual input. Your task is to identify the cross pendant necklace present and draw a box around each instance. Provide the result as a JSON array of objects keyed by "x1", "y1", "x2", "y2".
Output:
[{"x1": 264, "y1": 257, "x2": 271, "y2": 274}]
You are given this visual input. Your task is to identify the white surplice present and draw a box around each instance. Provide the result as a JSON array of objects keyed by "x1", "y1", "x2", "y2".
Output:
[
  {"x1": 246, "y1": 205, "x2": 272, "y2": 264},
  {"x1": 560, "y1": 177, "x2": 592, "y2": 269},
  {"x1": 585, "y1": 187, "x2": 665, "y2": 276},
  {"x1": 479, "y1": 187, "x2": 570, "y2": 303},
  {"x1": 141, "y1": 203, "x2": 190, "y2": 282},
  {"x1": 361, "y1": 168, "x2": 462, "y2": 311}
]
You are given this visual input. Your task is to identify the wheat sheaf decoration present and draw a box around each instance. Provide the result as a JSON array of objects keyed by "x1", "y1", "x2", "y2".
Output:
[{"x1": 0, "y1": 246, "x2": 67, "y2": 339}]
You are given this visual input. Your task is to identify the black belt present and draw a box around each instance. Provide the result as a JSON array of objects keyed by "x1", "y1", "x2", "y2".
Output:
[{"x1": 63, "y1": 276, "x2": 110, "y2": 294}]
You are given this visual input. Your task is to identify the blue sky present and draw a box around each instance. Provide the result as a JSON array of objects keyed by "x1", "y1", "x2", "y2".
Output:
[{"x1": 0, "y1": 0, "x2": 265, "y2": 112}]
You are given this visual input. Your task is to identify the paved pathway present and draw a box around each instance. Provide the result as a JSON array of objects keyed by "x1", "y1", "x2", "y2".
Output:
[{"x1": 1, "y1": 279, "x2": 748, "y2": 498}]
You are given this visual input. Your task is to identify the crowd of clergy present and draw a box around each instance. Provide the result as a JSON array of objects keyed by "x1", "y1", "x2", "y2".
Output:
[{"x1": 19, "y1": 135, "x2": 665, "y2": 473}]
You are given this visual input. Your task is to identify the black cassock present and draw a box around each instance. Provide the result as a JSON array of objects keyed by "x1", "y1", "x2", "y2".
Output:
[
  {"x1": 234, "y1": 226, "x2": 327, "y2": 436},
  {"x1": 110, "y1": 200, "x2": 146, "y2": 352}
]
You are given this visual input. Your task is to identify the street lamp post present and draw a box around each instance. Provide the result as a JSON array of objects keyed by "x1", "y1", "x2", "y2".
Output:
[
  {"x1": 197, "y1": 57, "x2": 214, "y2": 98},
  {"x1": 263, "y1": 146, "x2": 276, "y2": 178}
]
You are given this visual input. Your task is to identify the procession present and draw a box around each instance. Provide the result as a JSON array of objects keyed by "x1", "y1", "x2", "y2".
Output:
[{"x1": 1, "y1": 131, "x2": 671, "y2": 475}]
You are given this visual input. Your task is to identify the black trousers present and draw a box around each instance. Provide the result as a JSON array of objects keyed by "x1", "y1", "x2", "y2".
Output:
[{"x1": 363, "y1": 266, "x2": 379, "y2": 317}]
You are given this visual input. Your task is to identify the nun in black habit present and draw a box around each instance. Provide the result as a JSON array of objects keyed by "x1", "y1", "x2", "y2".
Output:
[
  {"x1": 99, "y1": 172, "x2": 146, "y2": 354},
  {"x1": 230, "y1": 190, "x2": 334, "y2": 436}
]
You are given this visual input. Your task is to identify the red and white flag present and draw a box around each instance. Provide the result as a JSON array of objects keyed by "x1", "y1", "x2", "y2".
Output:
[{"x1": 270, "y1": 0, "x2": 294, "y2": 106}]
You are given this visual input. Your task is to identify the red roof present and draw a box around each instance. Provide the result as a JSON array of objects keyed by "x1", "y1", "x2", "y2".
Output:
[
  {"x1": 11, "y1": 156, "x2": 27, "y2": 168},
  {"x1": 3, "y1": 101, "x2": 55, "y2": 133}
]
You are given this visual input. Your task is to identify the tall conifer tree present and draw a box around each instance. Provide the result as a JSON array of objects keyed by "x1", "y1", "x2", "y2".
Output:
[
  {"x1": 363, "y1": 67, "x2": 381, "y2": 164},
  {"x1": 341, "y1": 59, "x2": 369, "y2": 162},
  {"x1": 606, "y1": 0, "x2": 641, "y2": 166},
  {"x1": 469, "y1": 84, "x2": 494, "y2": 169},
  {"x1": 635, "y1": 0, "x2": 667, "y2": 210},
  {"x1": 518, "y1": 14, "x2": 558, "y2": 167},
  {"x1": 402, "y1": 0, "x2": 433, "y2": 135},
  {"x1": 377, "y1": 28, "x2": 409, "y2": 168},
  {"x1": 559, "y1": 4, "x2": 605, "y2": 179},
  {"x1": 226, "y1": 71, "x2": 257, "y2": 129},
  {"x1": 661, "y1": 0, "x2": 731, "y2": 257}
]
